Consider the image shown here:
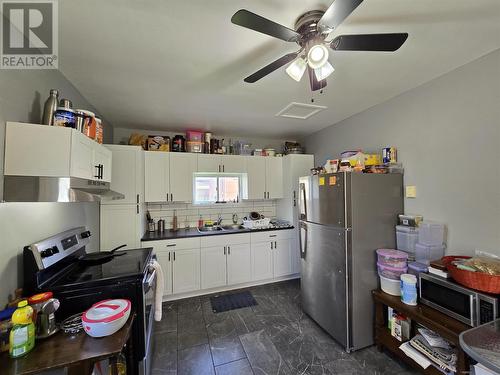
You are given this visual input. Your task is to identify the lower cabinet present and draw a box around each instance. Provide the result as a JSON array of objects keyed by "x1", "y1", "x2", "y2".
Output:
[
  {"x1": 200, "y1": 234, "x2": 252, "y2": 289},
  {"x1": 251, "y1": 230, "x2": 294, "y2": 281}
]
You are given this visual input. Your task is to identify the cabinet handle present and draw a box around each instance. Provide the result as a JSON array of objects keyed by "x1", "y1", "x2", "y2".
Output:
[
  {"x1": 136, "y1": 205, "x2": 139, "y2": 214},
  {"x1": 168, "y1": 252, "x2": 171, "y2": 262},
  {"x1": 224, "y1": 246, "x2": 226, "y2": 255},
  {"x1": 100, "y1": 164, "x2": 103, "y2": 179},
  {"x1": 223, "y1": 165, "x2": 225, "y2": 172},
  {"x1": 173, "y1": 252, "x2": 176, "y2": 261},
  {"x1": 269, "y1": 235, "x2": 277, "y2": 238},
  {"x1": 94, "y1": 165, "x2": 100, "y2": 179},
  {"x1": 171, "y1": 193, "x2": 173, "y2": 201},
  {"x1": 271, "y1": 242, "x2": 273, "y2": 250},
  {"x1": 267, "y1": 192, "x2": 270, "y2": 199},
  {"x1": 136, "y1": 194, "x2": 139, "y2": 204},
  {"x1": 166, "y1": 244, "x2": 176, "y2": 247},
  {"x1": 264, "y1": 191, "x2": 266, "y2": 199},
  {"x1": 275, "y1": 241, "x2": 277, "y2": 249},
  {"x1": 218, "y1": 165, "x2": 221, "y2": 173},
  {"x1": 228, "y1": 246, "x2": 230, "y2": 255},
  {"x1": 166, "y1": 194, "x2": 169, "y2": 202}
]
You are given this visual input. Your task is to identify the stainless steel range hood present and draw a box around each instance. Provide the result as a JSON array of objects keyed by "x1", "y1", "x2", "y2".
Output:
[{"x1": 3, "y1": 176, "x2": 125, "y2": 202}]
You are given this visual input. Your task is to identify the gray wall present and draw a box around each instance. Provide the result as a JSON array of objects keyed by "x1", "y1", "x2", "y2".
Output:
[
  {"x1": 304, "y1": 49, "x2": 500, "y2": 256},
  {"x1": 0, "y1": 70, "x2": 104, "y2": 305}
]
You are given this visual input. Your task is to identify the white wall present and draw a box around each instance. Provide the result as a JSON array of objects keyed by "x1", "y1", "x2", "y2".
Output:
[
  {"x1": 113, "y1": 127, "x2": 286, "y2": 152},
  {"x1": 304, "y1": 49, "x2": 500, "y2": 256},
  {"x1": 0, "y1": 70, "x2": 104, "y2": 305}
]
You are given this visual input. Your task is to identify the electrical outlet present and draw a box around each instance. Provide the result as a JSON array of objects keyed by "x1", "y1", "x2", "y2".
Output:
[{"x1": 405, "y1": 186, "x2": 417, "y2": 198}]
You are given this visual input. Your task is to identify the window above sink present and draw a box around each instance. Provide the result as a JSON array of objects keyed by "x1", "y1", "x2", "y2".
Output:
[{"x1": 193, "y1": 173, "x2": 243, "y2": 204}]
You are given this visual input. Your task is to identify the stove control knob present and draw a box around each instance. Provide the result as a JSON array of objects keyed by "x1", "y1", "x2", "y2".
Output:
[
  {"x1": 81, "y1": 231, "x2": 91, "y2": 238},
  {"x1": 40, "y1": 249, "x2": 52, "y2": 258},
  {"x1": 51, "y1": 245, "x2": 59, "y2": 254}
]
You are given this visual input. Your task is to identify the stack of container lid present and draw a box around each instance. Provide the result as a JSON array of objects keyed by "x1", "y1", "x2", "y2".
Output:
[
  {"x1": 415, "y1": 222, "x2": 446, "y2": 265},
  {"x1": 376, "y1": 249, "x2": 408, "y2": 296}
]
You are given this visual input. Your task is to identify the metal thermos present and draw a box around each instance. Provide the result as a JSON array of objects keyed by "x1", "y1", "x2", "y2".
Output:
[
  {"x1": 41, "y1": 89, "x2": 59, "y2": 125},
  {"x1": 59, "y1": 98, "x2": 73, "y2": 109},
  {"x1": 157, "y1": 218, "x2": 165, "y2": 233}
]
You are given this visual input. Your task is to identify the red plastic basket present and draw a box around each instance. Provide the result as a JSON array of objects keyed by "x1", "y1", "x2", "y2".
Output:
[{"x1": 443, "y1": 256, "x2": 500, "y2": 294}]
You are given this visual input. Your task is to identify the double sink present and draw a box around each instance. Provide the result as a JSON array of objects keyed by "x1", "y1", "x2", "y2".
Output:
[{"x1": 197, "y1": 224, "x2": 245, "y2": 234}]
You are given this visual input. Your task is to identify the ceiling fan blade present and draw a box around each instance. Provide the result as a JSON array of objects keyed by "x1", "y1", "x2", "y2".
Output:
[
  {"x1": 330, "y1": 33, "x2": 408, "y2": 51},
  {"x1": 244, "y1": 52, "x2": 299, "y2": 83},
  {"x1": 231, "y1": 9, "x2": 300, "y2": 42},
  {"x1": 308, "y1": 67, "x2": 327, "y2": 91},
  {"x1": 318, "y1": 0, "x2": 363, "y2": 32}
]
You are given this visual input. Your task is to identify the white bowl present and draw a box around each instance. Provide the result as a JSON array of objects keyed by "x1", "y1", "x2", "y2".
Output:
[
  {"x1": 380, "y1": 275, "x2": 401, "y2": 296},
  {"x1": 82, "y1": 299, "x2": 131, "y2": 338}
]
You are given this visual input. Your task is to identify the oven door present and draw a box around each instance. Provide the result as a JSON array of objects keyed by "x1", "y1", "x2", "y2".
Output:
[{"x1": 141, "y1": 262, "x2": 157, "y2": 375}]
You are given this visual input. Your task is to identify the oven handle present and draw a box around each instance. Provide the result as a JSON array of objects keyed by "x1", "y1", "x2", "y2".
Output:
[{"x1": 144, "y1": 268, "x2": 156, "y2": 289}]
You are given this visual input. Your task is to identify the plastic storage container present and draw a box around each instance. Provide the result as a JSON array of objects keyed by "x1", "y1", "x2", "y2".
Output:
[
  {"x1": 377, "y1": 262, "x2": 408, "y2": 280},
  {"x1": 415, "y1": 243, "x2": 445, "y2": 265},
  {"x1": 376, "y1": 249, "x2": 408, "y2": 268},
  {"x1": 418, "y1": 222, "x2": 445, "y2": 246},
  {"x1": 380, "y1": 275, "x2": 401, "y2": 296},
  {"x1": 408, "y1": 262, "x2": 428, "y2": 277},
  {"x1": 400, "y1": 274, "x2": 418, "y2": 306},
  {"x1": 396, "y1": 226, "x2": 419, "y2": 254}
]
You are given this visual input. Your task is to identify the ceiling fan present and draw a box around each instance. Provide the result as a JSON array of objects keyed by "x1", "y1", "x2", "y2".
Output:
[{"x1": 231, "y1": 0, "x2": 408, "y2": 91}]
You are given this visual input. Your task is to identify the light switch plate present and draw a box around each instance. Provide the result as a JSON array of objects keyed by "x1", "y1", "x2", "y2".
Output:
[{"x1": 405, "y1": 186, "x2": 417, "y2": 198}]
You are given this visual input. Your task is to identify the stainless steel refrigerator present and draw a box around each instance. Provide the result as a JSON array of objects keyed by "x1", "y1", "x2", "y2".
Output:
[{"x1": 299, "y1": 172, "x2": 403, "y2": 352}]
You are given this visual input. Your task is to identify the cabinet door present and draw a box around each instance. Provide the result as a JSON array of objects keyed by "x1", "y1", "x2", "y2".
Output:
[
  {"x1": 172, "y1": 248, "x2": 200, "y2": 294},
  {"x1": 93, "y1": 146, "x2": 112, "y2": 182},
  {"x1": 227, "y1": 243, "x2": 252, "y2": 285},
  {"x1": 169, "y1": 153, "x2": 197, "y2": 202},
  {"x1": 221, "y1": 155, "x2": 246, "y2": 173},
  {"x1": 273, "y1": 238, "x2": 293, "y2": 277},
  {"x1": 70, "y1": 131, "x2": 95, "y2": 180},
  {"x1": 104, "y1": 146, "x2": 142, "y2": 204},
  {"x1": 144, "y1": 152, "x2": 169, "y2": 202},
  {"x1": 156, "y1": 251, "x2": 173, "y2": 296},
  {"x1": 246, "y1": 156, "x2": 266, "y2": 200},
  {"x1": 251, "y1": 241, "x2": 273, "y2": 281},
  {"x1": 266, "y1": 157, "x2": 283, "y2": 199},
  {"x1": 100, "y1": 204, "x2": 141, "y2": 250},
  {"x1": 197, "y1": 155, "x2": 221, "y2": 173},
  {"x1": 201, "y1": 246, "x2": 227, "y2": 289}
]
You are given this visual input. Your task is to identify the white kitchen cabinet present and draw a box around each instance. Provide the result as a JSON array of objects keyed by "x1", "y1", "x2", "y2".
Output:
[
  {"x1": 251, "y1": 241, "x2": 274, "y2": 281},
  {"x1": 144, "y1": 151, "x2": 170, "y2": 202},
  {"x1": 172, "y1": 248, "x2": 201, "y2": 294},
  {"x1": 226, "y1": 243, "x2": 252, "y2": 285},
  {"x1": 246, "y1": 157, "x2": 267, "y2": 199},
  {"x1": 265, "y1": 157, "x2": 283, "y2": 199},
  {"x1": 4, "y1": 122, "x2": 112, "y2": 182},
  {"x1": 197, "y1": 154, "x2": 247, "y2": 173},
  {"x1": 169, "y1": 153, "x2": 197, "y2": 202},
  {"x1": 245, "y1": 156, "x2": 283, "y2": 200},
  {"x1": 273, "y1": 237, "x2": 293, "y2": 278},
  {"x1": 201, "y1": 246, "x2": 227, "y2": 289},
  {"x1": 100, "y1": 205, "x2": 143, "y2": 250},
  {"x1": 155, "y1": 251, "x2": 173, "y2": 296}
]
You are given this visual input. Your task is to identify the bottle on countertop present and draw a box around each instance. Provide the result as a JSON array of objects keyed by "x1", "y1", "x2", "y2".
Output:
[
  {"x1": 172, "y1": 210, "x2": 178, "y2": 232},
  {"x1": 41, "y1": 89, "x2": 59, "y2": 125},
  {"x1": 198, "y1": 215, "x2": 204, "y2": 228},
  {"x1": 9, "y1": 300, "x2": 35, "y2": 358}
]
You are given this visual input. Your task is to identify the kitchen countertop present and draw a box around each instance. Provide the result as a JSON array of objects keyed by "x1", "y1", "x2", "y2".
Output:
[
  {"x1": 141, "y1": 226, "x2": 294, "y2": 241},
  {"x1": 459, "y1": 319, "x2": 500, "y2": 373}
]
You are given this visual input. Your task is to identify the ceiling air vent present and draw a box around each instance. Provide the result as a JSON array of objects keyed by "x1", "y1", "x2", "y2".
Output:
[{"x1": 276, "y1": 102, "x2": 327, "y2": 120}]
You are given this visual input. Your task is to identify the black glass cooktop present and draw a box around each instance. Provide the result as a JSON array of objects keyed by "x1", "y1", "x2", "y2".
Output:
[{"x1": 52, "y1": 248, "x2": 153, "y2": 287}]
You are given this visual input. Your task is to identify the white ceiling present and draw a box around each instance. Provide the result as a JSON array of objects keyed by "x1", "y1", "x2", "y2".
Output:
[{"x1": 59, "y1": 0, "x2": 500, "y2": 138}]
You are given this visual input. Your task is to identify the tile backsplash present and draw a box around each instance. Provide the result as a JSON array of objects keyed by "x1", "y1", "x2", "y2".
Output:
[{"x1": 147, "y1": 200, "x2": 277, "y2": 229}]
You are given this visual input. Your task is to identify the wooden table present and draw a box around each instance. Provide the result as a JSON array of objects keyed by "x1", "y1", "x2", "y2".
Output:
[
  {"x1": 2, "y1": 314, "x2": 135, "y2": 375},
  {"x1": 373, "y1": 290, "x2": 470, "y2": 375}
]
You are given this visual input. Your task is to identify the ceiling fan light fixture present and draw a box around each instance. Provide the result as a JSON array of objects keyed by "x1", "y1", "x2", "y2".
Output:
[
  {"x1": 314, "y1": 60, "x2": 335, "y2": 81},
  {"x1": 285, "y1": 56, "x2": 307, "y2": 82},
  {"x1": 307, "y1": 44, "x2": 328, "y2": 69}
]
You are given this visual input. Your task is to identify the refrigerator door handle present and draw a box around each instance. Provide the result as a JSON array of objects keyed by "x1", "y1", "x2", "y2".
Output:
[
  {"x1": 299, "y1": 183, "x2": 307, "y2": 221},
  {"x1": 299, "y1": 222, "x2": 307, "y2": 259}
]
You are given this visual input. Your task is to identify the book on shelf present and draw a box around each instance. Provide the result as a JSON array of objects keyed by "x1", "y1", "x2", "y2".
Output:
[{"x1": 428, "y1": 266, "x2": 450, "y2": 278}]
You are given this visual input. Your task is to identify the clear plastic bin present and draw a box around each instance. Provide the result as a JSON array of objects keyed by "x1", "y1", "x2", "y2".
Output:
[
  {"x1": 418, "y1": 222, "x2": 445, "y2": 246},
  {"x1": 396, "y1": 225, "x2": 419, "y2": 254},
  {"x1": 415, "y1": 243, "x2": 445, "y2": 265},
  {"x1": 408, "y1": 262, "x2": 428, "y2": 277}
]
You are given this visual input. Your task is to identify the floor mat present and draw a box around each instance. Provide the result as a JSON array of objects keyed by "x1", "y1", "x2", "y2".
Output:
[{"x1": 210, "y1": 291, "x2": 258, "y2": 313}]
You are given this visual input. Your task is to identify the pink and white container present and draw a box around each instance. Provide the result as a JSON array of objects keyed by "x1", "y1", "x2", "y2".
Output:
[
  {"x1": 82, "y1": 299, "x2": 131, "y2": 338},
  {"x1": 376, "y1": 249, "x2": 409, "y2": 268},
  {"x1": 377, "y1": 262, "x2": 408, "y2": 280}
]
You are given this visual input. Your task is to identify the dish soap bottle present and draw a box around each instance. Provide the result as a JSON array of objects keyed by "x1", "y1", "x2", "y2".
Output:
[{"x1": 9, "y1": 300, "x2": 35, "y2": 358}]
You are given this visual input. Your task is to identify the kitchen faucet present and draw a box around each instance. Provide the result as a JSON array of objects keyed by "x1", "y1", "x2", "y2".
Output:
[{"x1": 216, "y1": 214, "x2": 223, "y2": 227}]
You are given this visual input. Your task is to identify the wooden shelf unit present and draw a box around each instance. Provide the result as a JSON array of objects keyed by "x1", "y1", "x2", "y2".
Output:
[{"x1": 372, "y1": 289, "x2": 471, "y2": 375}]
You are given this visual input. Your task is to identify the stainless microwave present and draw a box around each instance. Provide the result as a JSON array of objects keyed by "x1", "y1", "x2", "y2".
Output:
[{"x1": 419, "y1": 273, "x2": 499, "y2": 327}]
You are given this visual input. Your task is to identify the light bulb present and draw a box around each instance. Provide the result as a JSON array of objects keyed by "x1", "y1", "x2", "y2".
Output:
[
  {"x1": 307, "y1": 44, "x2": 328, "y2": 69},
  {"x1": 285, "y1": 57, "x2": 307, "y2": 82},
  {"x1": 314, "y1": 61, "x2": 335, "y2": 81}
]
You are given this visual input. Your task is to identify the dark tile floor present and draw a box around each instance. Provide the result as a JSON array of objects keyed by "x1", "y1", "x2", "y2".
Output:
[{"x1": 152, "y1": 279, "x2": 418, "y2": 375}]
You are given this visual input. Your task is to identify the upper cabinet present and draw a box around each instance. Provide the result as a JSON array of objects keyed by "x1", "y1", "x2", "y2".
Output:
[
  {"x1": 246, "y1": 156, "x2": 283, "y2": 200},
  {"x1": 4, "y1": 122, "x2": 111, "y2": 182},
  {"x1": 197, "y1": 154, "x2": 246, "y2": 173},
  {"x1": 144, "y1": 152, "x2": 197, "y2": 203}
]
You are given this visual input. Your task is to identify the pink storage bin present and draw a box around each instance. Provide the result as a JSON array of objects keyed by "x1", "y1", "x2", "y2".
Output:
[
  {"x1": 376, "y1": 248, "x2": 408, "y2": 268},
  {"x1": 377, "y1": 262, "x2": 408, "y2": 280},
  {"x1": 186, "y1": 130, "x2": 203, "y2": 142}
]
